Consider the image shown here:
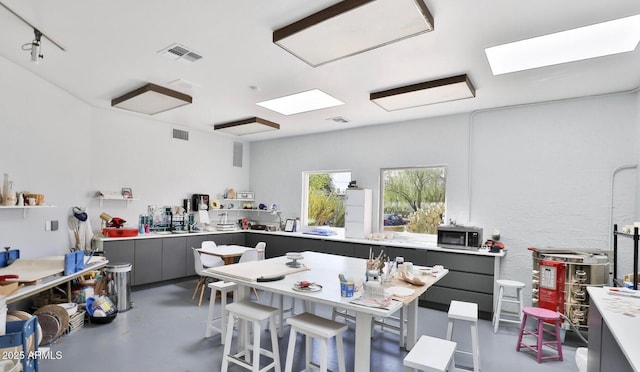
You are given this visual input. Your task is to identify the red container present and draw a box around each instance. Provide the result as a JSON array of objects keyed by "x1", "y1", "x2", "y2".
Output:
[{"x1": 102, "y1": 227, "x2": 139, "y2": 238}]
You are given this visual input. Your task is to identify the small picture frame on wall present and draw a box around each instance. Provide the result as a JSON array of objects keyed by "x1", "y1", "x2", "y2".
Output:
[
  {"x1": 236, "y1": 191, "x2": 254, "y2": 200},
  {"x1": 284, "y1": 219, "x2": 296, "y2": 232},
  {"x1": 121, "y1": 187, "x2": 133, "y2": 199}
]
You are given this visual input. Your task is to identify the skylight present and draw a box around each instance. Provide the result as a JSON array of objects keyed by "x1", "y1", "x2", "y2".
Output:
[
  {"x1": 257, "y1": 89, "x2": 344, "y2": 115},
  {"x1": 485, "y1": 14, "x2": 640, "y2": 75}
]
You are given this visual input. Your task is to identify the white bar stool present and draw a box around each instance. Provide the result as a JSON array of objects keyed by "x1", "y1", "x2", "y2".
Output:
[
  {"x1": 221, "y1": 300, "x2": 281, "y2": 372},
  {"x1": 493, "y1": 279, "x2": 525, "y2": 333},
  {"x1": 403, "y1": 335, "x2": 457, "y2": 372},
  {"x1": 205, "y1": 281, "x2": 237, "y2": 343},
  {"x1": 284, "y1": 312, "x2": 347, "y2": 372},
  {"x1": 446, "y1": 300, "x2": 480, "y2": 372}
]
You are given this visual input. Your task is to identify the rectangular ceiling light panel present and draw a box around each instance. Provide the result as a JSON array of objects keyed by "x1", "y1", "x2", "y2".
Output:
[
  {"x1": 486, "y1": 14, "x2": 640, "y2": 75},
  {"x1": 257, "y1": 89, "x2": 344, "y2": 115},
  {"x1": 111, "y1": 83, "x2": 192, "y2": 115},
  {"x1": 370, "y1": 74, "x2": 475, "y2": 111},
  {"x1": 274, "y1": 0, "x2": 434, "y2": 67},
  {"x1": 214, "y1": 117, "x2": 280, "y2": 136}
]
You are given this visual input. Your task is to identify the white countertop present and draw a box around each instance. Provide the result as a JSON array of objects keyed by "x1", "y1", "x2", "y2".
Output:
[
  {"x1": 95, "y1": 229, "x2": 505, "y2": 257},
  {"x1": 587, "y1": 286, "x2": 640, "y2": 371}
]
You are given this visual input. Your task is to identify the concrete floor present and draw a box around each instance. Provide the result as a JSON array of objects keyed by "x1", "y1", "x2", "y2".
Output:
[{"x1": 39, "y1": 278, "x2": 584, "y2": 372}]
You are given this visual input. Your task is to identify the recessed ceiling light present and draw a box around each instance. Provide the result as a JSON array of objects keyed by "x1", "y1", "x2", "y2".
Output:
[
  {"x1": 257, "y1": 89, "x2": 344, "y2": 115},
  {"x1": 485, "y1": 14, "x2": 640, "y2": 75}
]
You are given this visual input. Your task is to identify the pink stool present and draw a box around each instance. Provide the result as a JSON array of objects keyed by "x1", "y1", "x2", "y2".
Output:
[{"x1": 516, "y1": 307, "x2": 563, "y2": 363}]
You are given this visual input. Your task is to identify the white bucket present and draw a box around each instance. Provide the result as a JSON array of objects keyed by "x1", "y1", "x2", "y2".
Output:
[{"x1": 575, "y1": 347, "x2": 588, "y2": 372}]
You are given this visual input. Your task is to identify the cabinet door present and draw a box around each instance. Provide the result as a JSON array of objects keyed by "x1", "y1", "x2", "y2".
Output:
[
  {"x1": 323, "y1": 241, "x2": 354, "y2": 257},
  {"x1": 103, "y1": 240, "x2": 135, "y2": 283},
  {"x1": 213, "y1": 233, "x2": 236, "y2": 246},
  {"x1": 345, "y1": 189, "x2": 366, "y2": 206},
  {"x1": 345, "y1": 206, "x2": 365, "y2": 223},
  {"x1": 384, "y1": 246, "x2": 426, "y2": 266},
  {"x1": 162, "y1": 237, "x2": 187, "y2": 280},
  {"x1": 427, "y1": 251, "x2": 493, "y2": 275},
  {"x1": 134, "y1": 239, "x2": 162, "y2": 285}
]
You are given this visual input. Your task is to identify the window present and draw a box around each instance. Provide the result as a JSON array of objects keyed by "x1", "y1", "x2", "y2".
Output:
[
  {"x1": 302, "y1": 171, "x2": 351, "y2": 228},
  {"x1": 381, "y1": 166, "x2": 446, "y2": 240}
]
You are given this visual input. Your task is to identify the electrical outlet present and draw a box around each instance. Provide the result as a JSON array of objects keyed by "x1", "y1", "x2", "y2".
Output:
[
  {"x1": 45, "y1": 220, "x2": 51, "y2": 231},
  {"x1": 51, "y1": 220, "x2": 58, "y2": 231}
]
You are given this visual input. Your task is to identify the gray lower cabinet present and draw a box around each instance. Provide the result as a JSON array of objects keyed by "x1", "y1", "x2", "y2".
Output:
[
  {"x1": 103, "y1": 240, "x2": 135, "y2": 284},
  {"x1": 323, "y1": 241, "x2": 354, "y2": 257},
  {"x1": 384, "y1": 246, "x2": 426, "y2": 266},
  {"x1": 245, "y1": 233, "x2": 323, "y2": 258},
  {"x1": 134, "y1": 239, "x2": 163, "y2": 285},
  {"x1": 423, "y1": 250, "x2": 495, "y2": 319},
  {"x1": 162, "y1": 237, "x2": 187, "y2": 280}
]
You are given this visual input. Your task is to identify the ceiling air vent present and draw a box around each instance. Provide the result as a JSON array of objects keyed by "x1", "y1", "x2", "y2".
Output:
[
  {"x1": 172, "y1": 128, "x2": 189, "y2": 141},
  {"x1": 158, "y1": 43, "x2": 203, "y2": 64},
  {"x1": 326, "y1": 116, "x2": 350, "y2": 124}
]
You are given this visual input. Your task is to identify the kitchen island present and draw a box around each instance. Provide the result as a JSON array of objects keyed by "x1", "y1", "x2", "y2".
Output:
[
  {"x1": 587, "y1": 286, "x2": 638, "y2": 372},
  {"x1": 95, "y1": 229, "x2": 504, "y2": 318}
]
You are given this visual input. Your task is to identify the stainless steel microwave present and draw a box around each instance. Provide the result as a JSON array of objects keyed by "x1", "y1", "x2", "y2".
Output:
[{"x1": 437, "y1": 225, "x2": 483, "y2": 250}]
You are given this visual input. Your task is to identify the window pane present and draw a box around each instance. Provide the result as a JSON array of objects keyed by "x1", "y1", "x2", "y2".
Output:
[
  {"x1": 305, "y1": 171, "x2": 351, "y2": 228},
  {"x1": 382, "y1": 167, "x2": 446, "y2": 235}
]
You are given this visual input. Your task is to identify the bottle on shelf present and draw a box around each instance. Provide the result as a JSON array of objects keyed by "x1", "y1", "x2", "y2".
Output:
[{"x1": 3, "y1": 180, "x2": 16, "y2": 206}]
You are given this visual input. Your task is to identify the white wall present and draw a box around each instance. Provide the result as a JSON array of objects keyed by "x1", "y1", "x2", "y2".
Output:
[
  {"x1": 250, "y1": 92, "x2": 639, "y2": 303},
  {"x1": 0, "y1": 56, "x2": 250, "y2": 258}
]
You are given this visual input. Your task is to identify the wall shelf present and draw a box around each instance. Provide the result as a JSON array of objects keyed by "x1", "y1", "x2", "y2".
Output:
[
  {"x1": 0, "y1": 205, "x2": 56, "y2": 218},
  {"x1": 613, "y1": 224, "x2": 639, "y2": 290},
  {"x1": 97, "y1": 197, "x2": 137, "y2": 208}
]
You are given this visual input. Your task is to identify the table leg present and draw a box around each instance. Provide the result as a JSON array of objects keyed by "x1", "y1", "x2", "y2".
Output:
[
  {"x1": 236, "y1": 285, "x2": 250, "y2": 358},
  {"x1": 405, "y1": 300, "x2": 418, "y2": 350},
  {"x1": 355, "y1": 311, "x2": 373, "y2": 372}
]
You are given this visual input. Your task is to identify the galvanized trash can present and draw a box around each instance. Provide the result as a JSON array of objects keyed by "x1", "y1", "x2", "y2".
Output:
[{"x1": 105, "y1": 263, "x2": 133, "y2": 312}]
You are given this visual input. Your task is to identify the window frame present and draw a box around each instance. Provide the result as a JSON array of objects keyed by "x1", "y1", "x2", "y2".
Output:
[
  {"x1": 379, "y1": 165, "x2": 447, "y2": 242},
  {"x1": 301, "y1": 169, "x2": 352, "y2": 230}
]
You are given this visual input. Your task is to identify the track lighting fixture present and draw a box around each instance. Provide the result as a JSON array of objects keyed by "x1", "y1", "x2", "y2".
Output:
[{"x1": 22, "y1": 28, "x2": 43, "y2": 64}]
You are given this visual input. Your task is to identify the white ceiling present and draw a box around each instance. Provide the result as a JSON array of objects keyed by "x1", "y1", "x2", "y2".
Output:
[{"x1": 2, "y1": 0, "x2": 640, "y2": 142}]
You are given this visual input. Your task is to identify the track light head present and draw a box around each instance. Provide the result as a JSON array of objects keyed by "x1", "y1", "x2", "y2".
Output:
[
  {"x1": 22, "y1": 28, "x2": 43, "y2": 63},
  {"x1": 31, "y1": 29, "x2": 43, "y2": 63}
]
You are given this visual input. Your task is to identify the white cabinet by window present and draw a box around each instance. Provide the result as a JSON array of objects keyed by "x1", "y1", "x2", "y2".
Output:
[{"x1": 344, "y1": 188, "x2": 372, "y2": 239}]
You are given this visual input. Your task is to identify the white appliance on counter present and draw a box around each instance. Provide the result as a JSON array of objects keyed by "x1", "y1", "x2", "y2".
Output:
[{"x1": 344, "y1": 188, "x2": 372, "y2": 239}]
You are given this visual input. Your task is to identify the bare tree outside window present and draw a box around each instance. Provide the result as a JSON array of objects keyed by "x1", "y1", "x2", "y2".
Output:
[{"x1": 382, "y1": 167, "x2": 446, "y2": 235}]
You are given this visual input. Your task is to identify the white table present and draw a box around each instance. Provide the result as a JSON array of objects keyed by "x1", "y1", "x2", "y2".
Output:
[
  {"x1": 197, "y1": 244, "x2": 252, "y2": 265},
  {"x1": 586, "y1": 286, "x2": 639, "y2": 372},
  {"x1": 206, "y1": 251, "x2": 446, "y2": 372}
]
